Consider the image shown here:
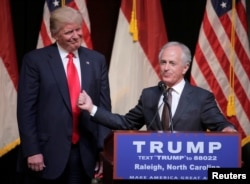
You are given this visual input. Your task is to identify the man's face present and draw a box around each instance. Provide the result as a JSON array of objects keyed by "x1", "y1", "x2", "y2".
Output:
[
  {"x1": 159, "y1": 45, "x2": 189, "y2": 87},
  {"x1": 54, "y1": 23, "x2": 82, "y2": 52}
]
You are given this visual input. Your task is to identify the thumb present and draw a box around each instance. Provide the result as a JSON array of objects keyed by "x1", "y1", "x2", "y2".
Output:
[{"x1": 80, "y1": 90, "x2": 86, "y2": 95}]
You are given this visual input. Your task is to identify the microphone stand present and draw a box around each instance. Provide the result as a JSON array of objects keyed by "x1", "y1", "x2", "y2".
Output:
[{"x1": 148, "y1": 100, "x2": 164, "y2": 130}]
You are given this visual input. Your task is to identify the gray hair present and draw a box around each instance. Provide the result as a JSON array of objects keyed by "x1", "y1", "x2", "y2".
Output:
[
  {"x1": 158, "y1": 41, "x2": 192, "y2": 65},
  {"x1": 50, "y1": 6, "x2": 83, "y2": 36}
]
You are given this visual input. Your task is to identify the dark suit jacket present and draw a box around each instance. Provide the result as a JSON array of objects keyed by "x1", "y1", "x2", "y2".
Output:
[
  {"x1": 93, "y1": 82, "x2": 234, "y2": 131},
  {"x1": 17, "y1": 44, "x2": 111, "y2": 179}
]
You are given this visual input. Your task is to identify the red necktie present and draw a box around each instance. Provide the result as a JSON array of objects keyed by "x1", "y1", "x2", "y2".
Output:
[{"x1": 67, "y1": 53, "x2": 80, "y2": 144}]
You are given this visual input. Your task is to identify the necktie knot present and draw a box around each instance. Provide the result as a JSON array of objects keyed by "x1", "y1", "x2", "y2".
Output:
[
  {"x1": 167, "y1": 87, "x2": 173, "y2": 96},
  {"x1": 67, "y1": 53, "x2": 74, "y2": 60}
]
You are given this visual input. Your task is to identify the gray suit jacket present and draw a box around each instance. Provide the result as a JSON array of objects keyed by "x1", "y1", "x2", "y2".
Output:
[
  {"x1": 17, "y1": 44, "x2": 111, "y2": 179},
  {"x1": 93, "y1": 82, "x2": 234, "y2": 132}
]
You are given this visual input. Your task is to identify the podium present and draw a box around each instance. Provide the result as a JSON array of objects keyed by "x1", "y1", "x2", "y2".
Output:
[{"x1": 100, "y1": 130, "x2": 241, "y2": 184}]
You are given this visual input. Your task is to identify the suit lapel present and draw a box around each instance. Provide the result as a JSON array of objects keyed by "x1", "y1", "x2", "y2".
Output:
[
  {"x1": 172, "y1": 82, "x2": 193, "y2": 126},
  {"x1": 78, "y1": 47, "x2": 91, "y2": 92},
  {"x1": 148, "y1": 88, "x2": 164, "y2": 130},
  {"x1": 46, "y1": 44, "x2": 72, "y2": 112}
]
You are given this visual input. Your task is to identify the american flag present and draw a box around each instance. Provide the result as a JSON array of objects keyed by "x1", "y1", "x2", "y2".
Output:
[
  {"x1": 37, "y1": 0, "x2": 92, "y2": 49},
  {"x1": 191, "y1": 0, "x2": 250, "y2": 138}
]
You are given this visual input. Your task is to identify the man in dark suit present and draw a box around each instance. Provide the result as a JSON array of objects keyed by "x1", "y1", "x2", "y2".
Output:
[
  {"x1": 16, "y1": 6, "x2": 111, "y2": 184},
  {"x1": 78, "y1": 41, "x2": 236, "y2": 133}
]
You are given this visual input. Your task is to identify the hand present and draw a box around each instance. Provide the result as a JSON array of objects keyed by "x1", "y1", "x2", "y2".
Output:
[
  {"x1": 27, "y1": 153, "x2": 46, "y2": 172},
  {"x1": 221, "y1": 126, "x2": 237, "y2": 133},
  {"x1": 78, "y1": 90, "x2": 94, "y2": 113},
  {"x1": 94, "y1": 160, "x2": 103, "y2": 180}
]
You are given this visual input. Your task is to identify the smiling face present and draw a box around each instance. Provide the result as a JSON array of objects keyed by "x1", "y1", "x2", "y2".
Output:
[
  {"x1": 159, "y1": 45, "x2": 190, "y2": 87},
  {"x1": 53, "y1": 23, "x2": 82, "y2": 52},
  {"x1": 49, "y1": 6, "x2": 83, "y2": 53}
]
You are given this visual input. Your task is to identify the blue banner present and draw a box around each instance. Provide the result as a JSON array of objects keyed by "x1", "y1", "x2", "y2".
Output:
[{"x1": 113, "y1": 131, "x2": 241, "y2": 180}]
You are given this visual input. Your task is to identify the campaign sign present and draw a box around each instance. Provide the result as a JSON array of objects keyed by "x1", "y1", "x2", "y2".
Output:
[{"x1": 113, "y1": 131, "x2": 241, "y2": 180}]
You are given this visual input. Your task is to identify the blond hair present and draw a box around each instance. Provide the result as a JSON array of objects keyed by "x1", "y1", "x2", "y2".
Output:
[{"x1": 50, "y1": 6, "x2": 83, "y2": 36}]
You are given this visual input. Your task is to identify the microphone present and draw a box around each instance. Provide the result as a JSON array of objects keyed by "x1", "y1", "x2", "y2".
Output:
[
  {"x1": 158, "y1": 81, "x2": 166, "y2": 94},
  {"x1": 157, "y1": 81, "x2": 174, "y2": 133},
  {"x1": 147, "y1": 81, "x2": 165, "y2": 130},
  {"x1": 158, "y1": 81, "x2": 169, "y2": 103}
]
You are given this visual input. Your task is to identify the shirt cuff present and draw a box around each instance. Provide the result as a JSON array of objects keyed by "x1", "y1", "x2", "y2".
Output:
[{"x1": 90, "y1": 105, "x2": 97, "y2": 116}]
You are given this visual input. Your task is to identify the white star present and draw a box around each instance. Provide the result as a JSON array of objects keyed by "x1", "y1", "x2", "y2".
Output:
[
  {"x1": 53, "y1": 0, "x2": 60, "y2": 7},
  {"x1": 220, "y1": 1, "x2": 227, "y2": 9}
]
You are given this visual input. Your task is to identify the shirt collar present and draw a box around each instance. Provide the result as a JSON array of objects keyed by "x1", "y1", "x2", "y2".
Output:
[
  {"x1": 169, "y1": 79, "x2": 185, "y2": 95},
  {"x1": 56, "y1": 43, "x2": 78, "y2": 59}
]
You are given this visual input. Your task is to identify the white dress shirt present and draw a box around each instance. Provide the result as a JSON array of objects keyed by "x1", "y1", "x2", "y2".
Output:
[
  {"x1": 159, "y1": 79, "x2": 185, "y2": 120},
  {"x1": 57, "y1": 43, "x2": 82, "y2": 87}
]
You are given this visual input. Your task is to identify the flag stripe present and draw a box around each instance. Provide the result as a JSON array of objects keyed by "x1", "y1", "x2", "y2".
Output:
[
  {"x1": 236, "y1": 2, "x2": 248, "y2": 32},
  {"x1": 40, "y1": 21, "x2": 52, "y2": 46},
  {"x1": 219, "y1": 3, "x2": 250, "y2": 73},
  {"x1": 191, "y1": 0, "x2": 250, "y2": 138},
  {"x1": 37, "y1": 2, "x2": 53, "y2": 48}
]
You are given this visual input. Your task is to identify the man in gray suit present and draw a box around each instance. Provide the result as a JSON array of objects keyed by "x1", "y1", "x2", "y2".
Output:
[
  {"x1": 17, "y1": 6, "x2": 111, "y2": 184},
  {"x1": 78, "y1": 41, "x2": 236, "y2": 133}
]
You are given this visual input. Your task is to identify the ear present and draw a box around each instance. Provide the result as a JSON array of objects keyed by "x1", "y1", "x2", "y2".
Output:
[
  {"x1": 51, "y1": 31, "x2": 59, "y2": 40},
  {"x1": 52, "y1": 34, "x2": 57, "y2": 40},
  {"x1": 182, "y1": 63, "x2": 190, "y2": 75}
]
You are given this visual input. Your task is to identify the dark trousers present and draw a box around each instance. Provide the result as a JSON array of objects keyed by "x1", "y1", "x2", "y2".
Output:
[{"x1": 21, "y1": 145, "x2": 92, "y2": 184}]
